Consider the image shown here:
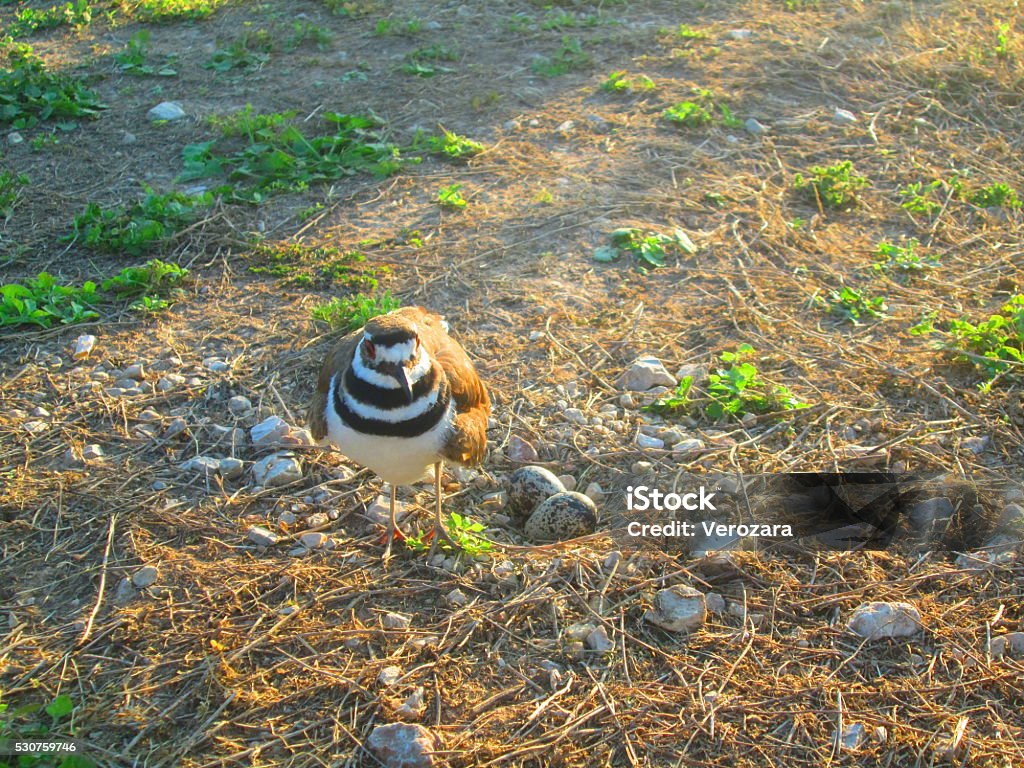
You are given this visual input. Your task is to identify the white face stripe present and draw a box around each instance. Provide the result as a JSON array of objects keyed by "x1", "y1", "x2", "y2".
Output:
[
  {"x1": 342, "y1": 384, "x2": 441, "y2": 423},
  {"x1": 366, "y1": 336, "x2": 418, "y2": 363},
  {"x1": 350, "y1": 346, "x2": 433, "y2": 390}
]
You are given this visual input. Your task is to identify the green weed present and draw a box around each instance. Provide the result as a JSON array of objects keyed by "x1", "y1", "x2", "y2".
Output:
[
  {"x1": 601, "y1": 70, "x2": 655, "y2": 93},
  {"x1": 642, "y1": 376, "x2": 693, "y2": 415},
  {"x1": 114, "y1": 30, "x2": 178, "y2": 76},
  {"x1": 374, "y1": 17, "x2": 421, "y2": 36},
  {"x1": 423, "y1": 127, "x2": 484, "y2": 159},
  {"x1": 0, "y1": 171, "x2": 28, "y2": 218},
  {"x1": 532, "y1": 36, "x2": 590, "y2": 77},
  {"x1": 208, "y1": 105, "x2": 295, "y2": 138},
  {"x1": 0, "y1": 49, "x2": 105, "y2": 128},
  {"x1": 204, "y1": 30, "x2": 273, "y2": 72},
  {"x1": 69, "y1": 187, "x2": 214, "y2": 255},
  {"x1": 593, "y1": 227, "x2": 697, "y2": 269},
  {"x1": 404, "y1": 511, "x2": 493, "y2": 555},
  {"x1": 312, "y1": 290, "x2": 401, "y2": 332},
  {"x1": 793, "y1": 160, "x2": 869, "y2": 210},
  {"x1": 180, "y1": 112, "x2": 410, "y2": 202},
  {"x1": 819, "y1": 285, "x2": 887, "y2": 324},
  {"x1": 911, "y1": 295, "x2": 1024, "y2": 386},
  {"x1": 994, "y1": 22, "x2": 1012, "y2": 60},
  {"x1": 285, "y1": 20, "x2": 333, "y2": 52},
  {"x1": 0, "y1": 260, "x2": 187, "y2": 327},
  {"x1": 674, "y1": 24, "x2": 709, "y2": 40},
  {"x1": 123, "y1": 0, "x2": 225, "y2": 22},
  {"x1": 437, "y1": 183, "x2": 467, "y2": 209},
  {"x1": 968, "y1": 182, "x2": 1021, "y2": 209},
  {"x1": 403, "y1": 44, "x2": 457, "y2": 77},
  {"x1": 0, "y1": 272, "x2": 99, "y2": 327},
  {"x1": 897, "y1": 180, "x2": 944, "y2": 216},
  {"x1": 247, "y1": 242, "x2": 390, "y2": 289},
  {"x1": 663, "y1": 88, "x2": 739, "y2": 128},
  {"x1": 7, "y1": 1, "x2": 92, "y2": 38},
  {"x1": 873, "y1": 238, "x2": 939, "y2": 276}
]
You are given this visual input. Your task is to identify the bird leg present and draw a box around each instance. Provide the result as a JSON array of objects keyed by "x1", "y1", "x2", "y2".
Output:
[
  {"x1": 428, "y1": 461, "x2": 462, "y2": 557},
  {"x1": 382, "y1": 483, "x2": 398, "y2": 564}
]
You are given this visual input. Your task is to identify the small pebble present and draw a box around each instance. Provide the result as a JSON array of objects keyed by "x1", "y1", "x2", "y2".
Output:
[
  {"x1": 636, "y1": 433, "x2": 665, "y2": 450},
  {"x1": 586, "y1": 625, "x2": 614, "y2": 652},
  {"x1": 82, "y1": 444, "x2": 104, "y2": 461},
  {"x1": 584, "y1": 482, "x2": 604, "y2": 502},
  {"x1": 132, "y1": 565, "x2": 158, "y2": 589},
  {"x1": 381, "y1": 612, "x2": 412, "y2": 630},
  {"x1": 228, "y1": 395, "x2": 252, "y2": 415},
  {"x1": 833, "y1": 107, "x2": 858, "y2": 125},
  {"x1": 247, "y1": 526, "x2": 279, "y2": 547},
  {"x1": 164, "y1": 417, "x2": 188, "y2": 439},
  {"x1": 377, "y1": 666, "x2": 402, "y2": 687},
  {"x1": 72, "y1": 335, "x2": 97, "y2": 360},
  {"x1": 300, "y1": 531, "x2": 328, "y2": 549},
  {"x1": 123, "y1": 363, "x2": 145, "y2": 380}
]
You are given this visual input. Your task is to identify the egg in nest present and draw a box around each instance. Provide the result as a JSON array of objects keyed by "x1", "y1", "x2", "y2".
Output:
[{"x1": 525, "y1": 492, "x2": 598, "y2": 542}]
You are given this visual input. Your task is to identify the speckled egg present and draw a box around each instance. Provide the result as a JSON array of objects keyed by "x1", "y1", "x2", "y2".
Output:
[
  {"x1": 508, "y1": 465, "x2": 566, "y2": 520},
  {"x1": 525, "y1": 492, "x2": 598, "y2": 542}
]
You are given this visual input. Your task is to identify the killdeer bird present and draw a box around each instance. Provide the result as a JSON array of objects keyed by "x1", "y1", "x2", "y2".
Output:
[{"x1": 308, "y1": 306, "x2": 490, "y2": 559}]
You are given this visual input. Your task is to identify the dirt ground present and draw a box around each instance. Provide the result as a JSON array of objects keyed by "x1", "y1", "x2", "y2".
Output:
[{"x1": 1, "y1": 0, "x2": 1023, "y2": 766}]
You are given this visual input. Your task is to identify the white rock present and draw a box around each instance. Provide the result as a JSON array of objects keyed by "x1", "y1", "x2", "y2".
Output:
[
  {"x1": 744, "y1": 118, "x2": 768, "y2": 135},
  {"x1": 251, "y1": 452, "x2": 303, "y2": 487},
  {"x1": 841, "y1": 722, "x2": 868, "y2": 750},
  {"x1": 366, "y1": 723, "x2": 441, "y2": 768},
  {"x1": 396, "y1": 686, "x2": 426, "y2": 719},
  {"x1": 250, "y1": 415, "x2": 291, "y2": 445},
  {"x1": 528, "y1": 330, "x2": 544, "y2": 341},
  {"x1": 218, "y1": 457, "x2": 244, "y2": 480},
  {"x1": 445, "y1": 588, "x2": 468, "y2": 607},
  {"x1": 182, "y1": 455, "x2": 220, "y2": 476},
  {"x1": 619, "y1": 356, "x2": 677, "y2": 392},
  {"x1": 636, "y1": 433, "x2": 665, "y2": 450},
  {"x1": 300, "y1": 531, "x2": 328, "y2": 549},
  {"x1": 989, "y1": 632, "x2": 1024, "y2": 659},
  {"x1": 282, "y1": 427, "x2": 315, "y2": 447},
  {"x1": 227, "y1": 395, "x2": 252, "y2": 415},
  {"x1": 833, "y1": 108, "x2": 858, "y2": 125},
  {"x1": 727, "y1": 28, "x2": 752, "y2": 40},
  {"x1": 507, "y1": 435, "x2": 539, "y2": 462},
  {"x1": 364, "y1": 494, "x2": 410, "y2": 525},
  {"x1": 247, "y1": 526, "x2": 279, "y2": 547},
  {"x1": 377, "y1": 665, "x2": 402, "y2": 687},
  {"x1": 202, "y1": 357, "x2": 229, "y2": 373},
  {"x1": 631, "y1": 461, "x2": 654, "y2": 475},
  {"x1": 586, "y1": 625, "x2": 615, "y2": 652},
  {"x1": 644, "y1": 586, "x2": 707, "y2": 633},
  {"x1": 82, "y1": 444, "x2": 104, "y2": 461},
  {"x1": 619, "y1": 393, "x2": 636, "y2": 409},
  {"x1": 148, "y1": 101, "x2": 186, "y2": 121},
  {"x1": 961, "y1": 436, "x2": 989, "y2": 455},
  {"x1": 564, "y1": 408, "x2": 587, "y2": 425},
  {"x1": 382, "y1": 612, "x2": 412, "y2": 630},
  {"x1": 672, "y1": 438, "x2": 705, "y2": 454},
  {"x1": 847, "y1": 601, "x2": 922, "y2": 640},
  {"x1": 72, "y1": 335, "x2": 97, "y2": 360},
  {"x1": 705, "y1": 592, "x2": 726, "y2": 614},
  {"x1": 132, "y1": 565, "x2": 158, "y2": 588},
  {"x1": 157, "y1": 374, "x2": 185, "y2": 392},
  {"x1": 557, "y1": 474, "x2": 577, "y2": 492},
  {"x1": 123, "y1": 363, "x2": 145, "y2": 380}
]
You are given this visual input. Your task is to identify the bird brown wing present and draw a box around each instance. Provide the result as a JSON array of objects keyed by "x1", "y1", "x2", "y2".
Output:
[
  {"x1": 307, "y1": 328, "x2": 361, "y2": 441},
  {"x1": 416, "y1": 309, "x2": 492, "y2": 467}
]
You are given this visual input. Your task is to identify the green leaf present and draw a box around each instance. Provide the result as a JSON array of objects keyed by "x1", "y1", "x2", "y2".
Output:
[
  {"x1": 592, "y1": 245, "x2": 620, "y2": 262},
  {"x1": 46, "y1": 694, "x2": 74, "y2": 720}
]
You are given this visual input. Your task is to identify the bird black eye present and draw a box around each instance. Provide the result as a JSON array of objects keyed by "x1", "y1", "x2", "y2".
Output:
[{"x1": 364, "y1": 341, "x2": 376, "y2": 359}]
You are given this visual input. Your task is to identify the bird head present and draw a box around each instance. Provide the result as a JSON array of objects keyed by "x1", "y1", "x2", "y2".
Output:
[{"x1": 359, "y1": 327, "x2": 422, "y2": 403}]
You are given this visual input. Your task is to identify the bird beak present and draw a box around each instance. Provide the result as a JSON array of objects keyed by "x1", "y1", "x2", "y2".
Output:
[{"x1": 393, "y1": 366, "x2": 414, "y2": 404}]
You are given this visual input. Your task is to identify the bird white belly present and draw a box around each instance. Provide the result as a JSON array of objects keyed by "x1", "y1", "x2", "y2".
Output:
[{"x1": 324, "y1": 377, "x2": 454, "y2": 485}]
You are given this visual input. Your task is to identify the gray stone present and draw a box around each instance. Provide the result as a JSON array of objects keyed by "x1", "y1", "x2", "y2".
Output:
[
  {"x1": 705, "y1": 592, "x2": 726, "y2": 614},
  {"x1": 564, "y1": 408, "x2": 587, "y2": 425},
  {"x1": 636, "y1": 433, "x2": 665, "y2": 450},
  {"x1": 833, "y1": 108, "x2": 858, "y2": 125},
  {"x1": 645, "y1": 586, "x2": 707, "y2": 633},
  {"x1": 251, "y1": 415, "x2": 291, "y2": 445},
  {"x1": 507, "y1": 435, "x2": 539, "y2": 463},
  {"x1": 989, "y1": 631, "x2": 1024, "y2": 659},
  {"x1": 364, "y1": 494, "x2": 411, "y2": 525},
  {"x1": 672, "y1": 438, "x2": 705, "y2": 455},
  {"x1": 182, "y1": 455, "x2": 220, "y2": 476},
  {"x1": 727, "y1": 28, "x2": 752, "y2": 40},
  {"x1": 157, "y1": 374, "x2": 185, "y2": 392},
  {"x1": 847, "y1": 601, "x2": 921, "y2": 640},
  {"x1": 113, "y1": 577, "x2": 136, "y2": 605},
  {"x1": 961, "y1": 436, "x2": 989, "y2": 455},
  {"x1": 251, "y1": 452, "x2": 303, "y2": 487},
  {"x1": 586, "y1": 625, "x2": 614, "y2": 652},
  {"x1": 584, "y1": 482, "x2": 604, "y2": 503},
  {"x1": 619, "y1": 356, "x2": 676, "y2": 392},
  {"x1": 744, "y1": 118, "x2": 769, "y2": 136},
  {"x1": 227, "y1": 395, "x2": 252, "y2": 415},
  {"x1": 381, "y1": 612, "x2": 412, "y2": 630},
  {"x1": 841, "y1": 722, "x2": 868, "y2": 750},
  {"x1": 123, "y1": 363, "x2": 146, "y2": 380},
  {"x1": 148, "y1": 101, "x2": 186, "y2": 121},
  {"x1": 300, "y1": 531, "x2": 328, "y2": 549},
  {"x1": 247, "y1": 526, "x2": 279, "y2": 547},
  {"x1": 445, "y1": 588, "x2": 468, "y2": 607},
  {"x1": 377, "y1": 665, "x2": 402, "y2": 687},
  {"x1": 202, "y1": 357, "x2": 229, "y2": 373},
  {"x1": 164, "y1": 417, "x2": 188, "y2": 439},
  {"x1": 218, "y1": 457, "x2": 244, "y2": 480},
  {"x1": 132, "y1": 565, "x2": 158, "y2": 589},
  {"x1": 82, "y1": 444, "x2": 104, "y2": 461},
  {"x1": 367, "y1": 723, "x2": 440, "y2": 766}
]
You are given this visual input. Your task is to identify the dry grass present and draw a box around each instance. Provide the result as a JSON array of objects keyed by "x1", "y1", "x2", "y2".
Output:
[{"x1": 1, "y1": 0, "x2": 1023, "y2": 765}]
